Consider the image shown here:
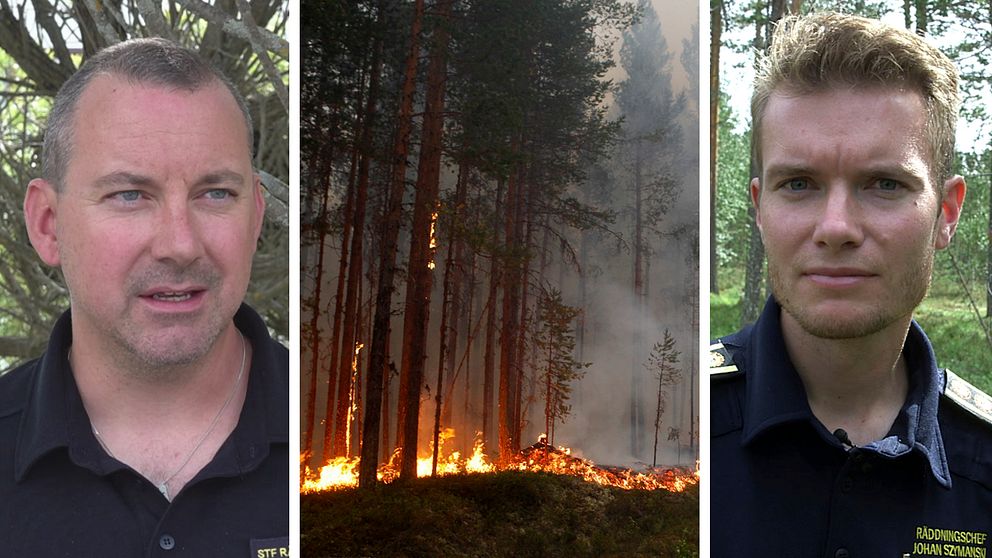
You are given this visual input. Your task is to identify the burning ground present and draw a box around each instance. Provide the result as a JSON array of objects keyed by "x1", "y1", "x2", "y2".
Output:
[
  {"x1": 302, "y1": 433, "x2": 698, "y2": 492},
  {"x1": 302, "y1": 469, "x2": 699, "y2": 557}
]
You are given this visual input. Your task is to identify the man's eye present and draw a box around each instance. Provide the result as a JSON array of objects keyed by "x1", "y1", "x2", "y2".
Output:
[
  {"x1": 877, "y1": 179, "x2": 900, "y2": 191},
  {"x1": 786, "y1": 179, "x2": 809, "y2": 191},
  {"x1": 114, "y1": 190, "x2": 141, "y2": 202},
  {"x1": 204, "y1": 189, "x2": 232, "y2": 200}
]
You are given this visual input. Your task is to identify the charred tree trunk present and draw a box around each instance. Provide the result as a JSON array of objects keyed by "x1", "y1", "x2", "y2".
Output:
[
  {"x1": 359, "y1": 0, "x2": 424, "y2": 489},
  {"x1": 482, "y1": 181, "x2": 503, "y2": 455},
  {"x1": 431, "y1": 211, "x2": 457, "y2": 475},
  {"x1": 440, "y1": 163, "x2": 469, "y2": 426},
  {"x1": 322, "y1": 120, "x2": 362, "y2": 463},
  {"x1": 498, "y1": 162, "x2": 524, "y2": 463},
  {"x1": 461, "y1": 245, "x2": 478, "y2": 454},
  {"x1": 333, "y1": 23, "x2": 383, "y2": 458},
  {"x1": 514, "y1": 175, "x2": 533, "y2": 446},
  {"x1": 303, "y1": 165, "x2": 333, "y2": 466},
  {"x1": 398, "y1": 0, "x2": 453, "y2": 480}
]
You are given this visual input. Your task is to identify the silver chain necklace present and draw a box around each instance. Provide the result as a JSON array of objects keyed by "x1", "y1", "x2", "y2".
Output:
[{"x1": 90, "y1": 331, "x2": 247, "y2": 500}]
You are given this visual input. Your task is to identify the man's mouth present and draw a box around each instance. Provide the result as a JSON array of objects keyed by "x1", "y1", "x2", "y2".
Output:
[{"x1": 151, "y1": 291, "x2": 194, "y2": 302}]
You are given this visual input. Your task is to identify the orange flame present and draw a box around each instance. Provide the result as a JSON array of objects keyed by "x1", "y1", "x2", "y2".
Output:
[
  {"x1": 427, "y1": 210, "x2": 439, "y2": 270},
  {"x1": 302, "y1": 432, "x2": 697, "y2": 493},
  {"x1": 344, "y1": 343, "x2": 364, "y2": 457}
]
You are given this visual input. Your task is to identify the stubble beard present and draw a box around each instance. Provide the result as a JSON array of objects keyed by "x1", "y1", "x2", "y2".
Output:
[
  {"x1": 767, "y1": 247, "x2": 935, "y2": 340},
  {"x1": 112, "y1": 263, "x2": 232, "y2": 372}
]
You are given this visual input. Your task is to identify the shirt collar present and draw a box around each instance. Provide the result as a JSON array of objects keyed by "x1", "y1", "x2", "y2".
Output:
[
  {"x1": 15, "y1": 304, "x2": 287, "y2": 482},
  {"x1": 734, "y1": 297, "x2": 950, "y2": 488}
]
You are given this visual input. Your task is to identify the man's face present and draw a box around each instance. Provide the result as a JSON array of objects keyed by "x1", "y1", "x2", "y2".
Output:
[
  {"x1": 752, "y1": 87, "x2": 964, "y2": 339},
  {"x1": 27, "y1": 75, "x2": 264, "y2": 367}
]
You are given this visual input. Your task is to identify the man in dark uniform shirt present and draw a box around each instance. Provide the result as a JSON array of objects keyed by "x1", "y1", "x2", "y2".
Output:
[
  {"x1": 0, "y1": 39, "x2": 288, "y2": 555},
  {"x1": 712, "y1": 12, "x2": 992, "y2": 558}
]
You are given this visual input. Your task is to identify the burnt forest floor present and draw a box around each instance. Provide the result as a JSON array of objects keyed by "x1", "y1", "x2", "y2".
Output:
[{"x1": 301, "y1": 470, "x2": 698, "y2": 558}]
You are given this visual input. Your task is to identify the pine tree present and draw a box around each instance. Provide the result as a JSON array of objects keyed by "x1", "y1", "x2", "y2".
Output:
[
  {"x1": 533, "y1": 289, "x2": 589, "y2": 445},
  {"x1": 647, "y1": 329, "x2": 681, "y2": 468}
]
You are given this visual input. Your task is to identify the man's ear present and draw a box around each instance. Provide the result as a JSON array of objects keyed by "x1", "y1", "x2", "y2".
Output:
[
  {"x1": 23, "y1": 179, "x2": 61, "y2": 266},
  {"x1": 935, "y1": 175, "x2": 966, "y2": 250},
  {"x1": 750, "y1": 177, "x2": 763, "y2": 231}
]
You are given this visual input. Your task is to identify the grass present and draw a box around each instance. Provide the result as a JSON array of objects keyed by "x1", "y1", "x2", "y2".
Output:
[
  {"x1": 709, "y1": 271, "x2": 992, "y2": 393},
  {"x1": 302, "y1": 471, "x2": 699, "y2": 558}
]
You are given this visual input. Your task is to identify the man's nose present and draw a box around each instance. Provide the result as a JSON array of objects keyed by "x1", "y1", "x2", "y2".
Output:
[
  {"x1": 811, "y1": 186, "x2": 865, "y2": 249},
  {"x1": 151, "y1": 201, "x2": 204, "y2": 266}
]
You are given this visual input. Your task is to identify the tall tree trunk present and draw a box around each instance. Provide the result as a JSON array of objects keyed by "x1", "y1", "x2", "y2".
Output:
[
  {"x1": 333, "y1": 22, "x2": 384, "y2": 458},
  {"x1": 431, "y1": 211, "x2": 457, "y2": 475},
  {"x1": 461, "y1": 245, "x2": 477, "y2": 454},
  {"x1": 653, "y1": 370, "x2": 664, "y2": 468},
  {"x1": 914, "y1": 0, "x2": 928, "y2": 34},
  {"x1": 709, "y1": 0, "x2": 722, "y2": 294},
  {"x1": 498, "y1": 161, "x2": 523, "y2": 462},
  {"x1": 359, "y1": 0, "x2": 424, "y2": 489},
  {"x1": 322, "y1": 120, "x2": 363, "y2": 463},
  {"x1": 398, "y1": 0, "x2": 453, "y2": 480},
  {"x1": 303, "y1": 165, "x2": 333, "y2": 467},
  {"x1": 482, "y1": 181, "x2": 503, "y2": 455},
  {"x1": 441, "y1": 163, "x2": 469, "y2": 426},
  {"x1": 514, "y1": 174, "x2": 533, "y2": 447},
  {"x1": 631, "y1": 141, "x2": 645, "y2": 458}
]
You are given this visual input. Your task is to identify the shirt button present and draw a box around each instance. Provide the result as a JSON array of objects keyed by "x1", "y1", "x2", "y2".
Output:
[
  {"x1": 835, "y1": 548, "x2": 850, "y2": 558},
  {"x1": 840, "y1": 478, "x2": 854, "y2": 493},
  {"x1": 159, "y1": 534, "x2": 176, "y2": 550}
]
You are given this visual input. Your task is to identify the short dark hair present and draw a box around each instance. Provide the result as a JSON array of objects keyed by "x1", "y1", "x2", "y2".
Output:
[{"x1": 42, "y1": 37, "x2": 253, "y2": 190}]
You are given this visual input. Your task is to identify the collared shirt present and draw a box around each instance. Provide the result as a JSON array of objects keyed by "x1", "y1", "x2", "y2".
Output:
[
  {"x1": 0, "y1": 304, "x2": 289, "y2": 557},
  {"x1": 712, "y1": 297, "x2": 992, "y2": 558}
]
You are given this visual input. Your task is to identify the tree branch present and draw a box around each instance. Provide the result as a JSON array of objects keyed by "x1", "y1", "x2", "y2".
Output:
[{"x1": 173, "y1": 0, "x2": 287, "y2": 57}]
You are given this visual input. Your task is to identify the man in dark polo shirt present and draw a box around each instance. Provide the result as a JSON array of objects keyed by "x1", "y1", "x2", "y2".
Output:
[
  {"x1": 0, "y1": 38, "x2": 288, "y2": 555},
  {"x1": 711, "y1": 12, "x2": 992, "y2": 557}
]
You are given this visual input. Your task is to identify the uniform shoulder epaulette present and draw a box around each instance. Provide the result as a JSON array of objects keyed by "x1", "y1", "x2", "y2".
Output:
[
  {"x1": 943, "y1": 368, "x2": 992, "y2": 426},
  {"x1": 710, "y1": 341, "x2": 739, "y2": 376}
]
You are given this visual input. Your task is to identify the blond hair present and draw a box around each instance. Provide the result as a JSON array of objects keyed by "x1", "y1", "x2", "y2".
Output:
[{"x1": 751, "y1": 12, "x2": 959, "y2": 182}]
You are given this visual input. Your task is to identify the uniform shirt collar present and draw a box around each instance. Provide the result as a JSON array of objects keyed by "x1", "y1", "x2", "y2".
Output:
[
  {"x1": 15, "y1": 304, "x2": 287, "y2": 483},
  {"x1": 734, "y1": 297, "x2": 950, "y2": 488}
]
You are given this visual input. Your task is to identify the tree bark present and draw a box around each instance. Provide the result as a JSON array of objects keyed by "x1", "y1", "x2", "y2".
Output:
[
  {"x1": 398, "y1": 0, "x2": 453, "y2": 480},
  {"x1": 333, "y1": 21, "x2": 383, "y2": 458},
  {"x1": 321, "y1": 127, "x2": 361, "y2": 463},
  {"x1": 359, "y1": 0, "x2": 424, "y2": 489},
  {"x1": 302, "y1": 162, "x2": 332, "y2": 465},
  {"x1": 709, "y1": 0, "x2": 722, "y2": 294},
  {"x1": 482, "y1": 182, "x2": 503, "y2": 455},
  {"x1": 498, "y1": 161, "x2": 523, "y2": 462},
  {"x1": 631, "y1": 141, "x2": 645, "y2": 458}
]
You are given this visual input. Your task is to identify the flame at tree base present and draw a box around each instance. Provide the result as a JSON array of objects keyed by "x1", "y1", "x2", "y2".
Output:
[{"x1": 301, "y1": 432, "x2": 698, "y2": 493}]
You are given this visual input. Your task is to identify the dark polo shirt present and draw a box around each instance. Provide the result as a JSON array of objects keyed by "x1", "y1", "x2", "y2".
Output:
[
  {"x1": 0, "y1": 304, "x2": 288, "y2": 557},
  {"x1": 711, "y1": 297, "x2": 992, "y2": 558}
]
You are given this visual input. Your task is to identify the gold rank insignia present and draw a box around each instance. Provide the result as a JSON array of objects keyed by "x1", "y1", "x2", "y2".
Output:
[
  {"x1": 944, "y1": 369, "x2": 992, "y2": 426},
  {"x1": 710, "y1": 342, "x2": 739, "y2": 375}
]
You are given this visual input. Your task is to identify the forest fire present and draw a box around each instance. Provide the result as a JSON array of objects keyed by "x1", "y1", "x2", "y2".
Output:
[
  {"x1": 426, "y1": 209, "x2": 439, "y2": 269},
  {"x1": 301, "y1": 431, "x2": 698, "y2": 493},
  {"x1": 344, "y1": 343, "x2": 364, "y2": 456}
]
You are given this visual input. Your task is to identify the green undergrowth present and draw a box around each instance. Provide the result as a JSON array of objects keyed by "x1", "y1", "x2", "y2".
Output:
[{"x1": 302, "y1": 470, "x2": 699, "y2": 558}]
